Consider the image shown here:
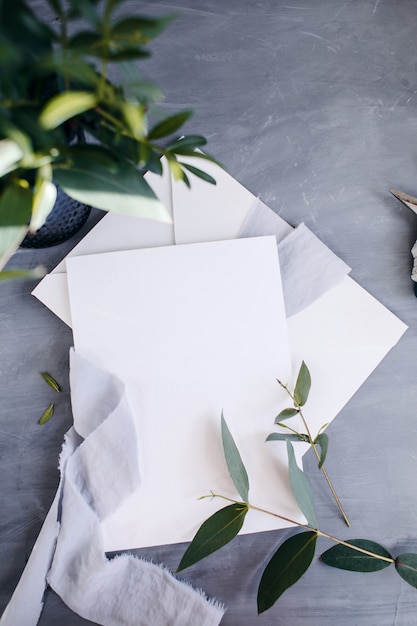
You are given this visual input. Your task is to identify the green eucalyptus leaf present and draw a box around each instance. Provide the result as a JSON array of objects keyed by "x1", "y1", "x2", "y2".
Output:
[
  {"x1": 294, "y1": 361, "x2": 311, "y2": 407},
  {"x1": 39, "y1": 92, "x2": 98, "y2": 130},
  {"x1": 111, "y1": 14, "x2": 176, "y2": 43},
  {"x1": 257, "y1": 531, "x2": 317, "y2": 614},
  {"x1": 286, "y1": 441, "x2": 317, "y2": 528},
  {"x1": 314, "y1": 433, "x2": 329, "y2": 469},
  {"x1": 38, "y1": 403, "x2": 54, "y2": 425},
  {"x1": 181, "y1": 163, "x2": 216, "y2": 185},
  {"x1": 266, "y1": 433, "x2": 309, "y2": 443},
  {"x1": 274, "y1": 408, "x2": 299, "y2": 423},
  {"x1": 148, "y1": 111, "x2": 193, "y2": 140},
  {"x1": 395, "y1": 553, "x2": 417, "y2": 587},
  {"x1": 221, "y1": 413, "x2": 249, "y2": 502},
  {"x1": 321, "y1": 539, "x2": 392, "y2": 572},
  {"x1": 177, "y1": 503, "x2": 248, "y2": 572}
]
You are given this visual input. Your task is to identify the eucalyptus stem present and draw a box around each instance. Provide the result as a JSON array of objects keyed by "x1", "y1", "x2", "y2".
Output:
[
  {"x1": 279, "y1": 379, "x2": 351, "y2": 527},
  {"x1": 204, "y1": 493, "x2": 393, "y2": 565},
  {"x1": 299, "y1": 406, "x2": 350, "y2": 527}
]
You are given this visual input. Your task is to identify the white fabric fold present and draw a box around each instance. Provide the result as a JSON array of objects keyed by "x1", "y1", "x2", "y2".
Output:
[
  {"x1": 238, "y1": 200, "x2": 350, "y2": 317},
  {"x1": 47, "y1": 349, "x2": 224, "y2": 626},
  {"x1": 277, "y1": 223, "x2": 351, "y2": 317}
]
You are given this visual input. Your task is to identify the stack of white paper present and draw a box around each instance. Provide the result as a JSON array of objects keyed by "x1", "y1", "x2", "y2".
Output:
[{"x1": 32, "y1": 157, "x2": 408, "y2": 551}]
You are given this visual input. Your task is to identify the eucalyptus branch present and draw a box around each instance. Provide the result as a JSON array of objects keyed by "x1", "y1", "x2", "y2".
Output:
[
  {"x1": 275, "y1": 362, "x2": 351, "y2": 527},
  {"x1": 200, "y1": 492, "x2": 393, "y2": 564},
  {"x1": 178, "y1": 412, "x2": 417, "y2": 615}
]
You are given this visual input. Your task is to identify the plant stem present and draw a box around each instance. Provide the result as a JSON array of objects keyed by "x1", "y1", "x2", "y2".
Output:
[
  {"x1": 279, "y1": 380, "x2": 351, "y2": 527},
  {"x1": 205, "y1": 493, "x2": 393, "y2": 564},
  {"x1": 299, "y1": 406, "x2": 350, "y2": 527}
]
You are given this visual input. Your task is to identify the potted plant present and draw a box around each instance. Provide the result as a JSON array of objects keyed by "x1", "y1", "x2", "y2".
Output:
[{"x1": 0, "y1": 0, "x2": 216, "y2": 279}]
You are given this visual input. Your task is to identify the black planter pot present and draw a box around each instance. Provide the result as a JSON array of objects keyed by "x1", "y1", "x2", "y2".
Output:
[{"x1": 20, "y1": 186, "x2": 91, "y2": 249}]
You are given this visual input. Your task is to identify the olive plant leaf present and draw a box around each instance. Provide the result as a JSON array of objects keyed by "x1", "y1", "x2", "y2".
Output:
[
  {"x1": 53, "y1": 146, "x2": 170, "y2": 222},
  {"x1": 29, "y1": 180, "x2": 57, "y2": 233},
  {"x1": 266, "y1": 433, "x2": 309, "y2": 443},
  {"x1": 119, "y1": 101, "x2": 146, "y2": 140},
  {"x1": 257, "y1": 531, "x2": 317, "y2": 614},
  {"x1": 314, "y1": 433, "x2": 329, "y2": 469},
  {"x1": 274, "y1": 408, "x2": 299, "y2": 423},
  {"x1": 38, "y1": 403, "x2": 54, "y2": 425},
  {"x1": 166, "y1": 135, "x2": 207, "y2": 153},
  {"x1": 39, "y1": 91, "x2": 98, "y2": 129},
  {"x1": 111, "y1": 14, "x2": 176, "y2": 43},
  {"x1": 221, "y1": 413, "x2": 249, "y2": 502},
  {"x1": 0, "y1": 138, "x2": 23, "y2": 176},
  {"x1": 41, "y1": 372, "x2": 61, "y2": 393},
  {"x1": 0, "y1": 182, "x2": 32, "y2": 263},
  {"x1": 0, "y1": 267, "x2": 45, "y2": 282},
  {"x1": 181, "y1": 163, "x2": 216, "y2": 185},
  {"x1": 395, "y1": 553, "x2": 417, "y2": 587},
  {"x1": 148, "y1": 111, "x2": 193, "y2": 141},
  {"x1": 293, "y1": 361, "x2": 311, "y2": 407},
  {"x1": 286, "y1": 441, "x2": 317, "y2": 528},
  {"x1": 321, "y1": 539, "x2": 392, "y2": 572},
  {"x1": 176, "y1": 503, "x2": 248, "y2": 572}
]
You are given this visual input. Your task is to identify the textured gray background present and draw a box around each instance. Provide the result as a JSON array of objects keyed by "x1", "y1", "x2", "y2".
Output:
[{"x1": 2, "y1": 1, "x2": 417, "y2": 624}]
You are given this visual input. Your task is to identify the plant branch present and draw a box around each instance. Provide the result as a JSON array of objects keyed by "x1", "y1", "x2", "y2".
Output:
[
  {"x1": 204, "y1": 492, "x2": 393, "y2": 564},
  {"x1": 278, "y1": 379, "x2": 351, "y2": 527}
]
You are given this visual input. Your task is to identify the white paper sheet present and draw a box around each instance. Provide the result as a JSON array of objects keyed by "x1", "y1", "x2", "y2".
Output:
[
  {"x1": 66, "y1": 236, "x2": 304, "y2": 551},
  {"x1": 32, "y1": 158, "x2": 407, "y2": 442},
  {"x1": 32, "y1": 159, "x2": 174, "y2": 326}
]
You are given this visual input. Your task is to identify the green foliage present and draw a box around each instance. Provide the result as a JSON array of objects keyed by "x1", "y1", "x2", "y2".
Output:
[
  {"x1": 0, "y1": 0, "x2": 217, "y2": 272},
  {"x1": 257, "y1": 532, "x2": 317, "y2": 614},
  {"x1": 221, "y1": 413, "x2": 249, "y2": 502},
  {"x1": 314, "y1": 433, "x2": 328, "y2": 469},
  {"x1": 177, "y1": 368, "x2": 417, "y2": 615},
  {"x1": 395, "y1": 554, "x2": 417, "y2": 587},
  {"x1": 38, "y1": 403, "x2": 54, "y2": 425},
  {"x1": 293, "y1": 360, "x2": 311, "y2": 407},
  {"x1": 176, "y1": 503, "x2": 248, "y2": 572},
  {"x1": 286, "y1": 440, "x2": 317, "y2": 528},
  {"x1": 274, "y1": 407, "x2": 299, "y2": 422},
  {"x1": 41, "y1": 371, "x2": 61, "y2": 393},
  {"x1": 274, "y1": 361, "x2": 350, "y2": 526},
  {"x1": 321, "y1": 539, "x2": 392, "y2": 572},
  {"x1": 266, "y1": 432, "x2": 309, "y2": 443}
]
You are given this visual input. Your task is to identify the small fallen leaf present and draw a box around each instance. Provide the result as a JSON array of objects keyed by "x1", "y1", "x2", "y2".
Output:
[
  {"x1": 41, "y1": 371, "x2": 61, "y2": 392},
  {"x1": 38, "y1": 403, "x2": 54, "y2": 425}
]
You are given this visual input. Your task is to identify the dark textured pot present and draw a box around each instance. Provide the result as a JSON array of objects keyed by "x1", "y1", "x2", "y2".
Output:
[{"x1": 20, "y1": 186, "x2": 91, "y2": 248}]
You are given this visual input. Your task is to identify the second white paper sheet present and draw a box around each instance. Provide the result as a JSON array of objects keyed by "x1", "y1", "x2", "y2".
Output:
[{"x1": 67, "y1": 236, "x2": 303, "y2": 552}]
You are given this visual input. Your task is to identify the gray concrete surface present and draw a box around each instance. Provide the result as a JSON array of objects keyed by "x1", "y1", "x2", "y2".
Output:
[{"x1": 1, "y1": 1, "x2": 417, "y2": 624}]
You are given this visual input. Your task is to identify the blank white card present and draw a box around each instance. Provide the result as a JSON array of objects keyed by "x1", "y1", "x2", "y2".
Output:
[{"x1": 66, "y1": 236, "x2": 305, "y2": 551}]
